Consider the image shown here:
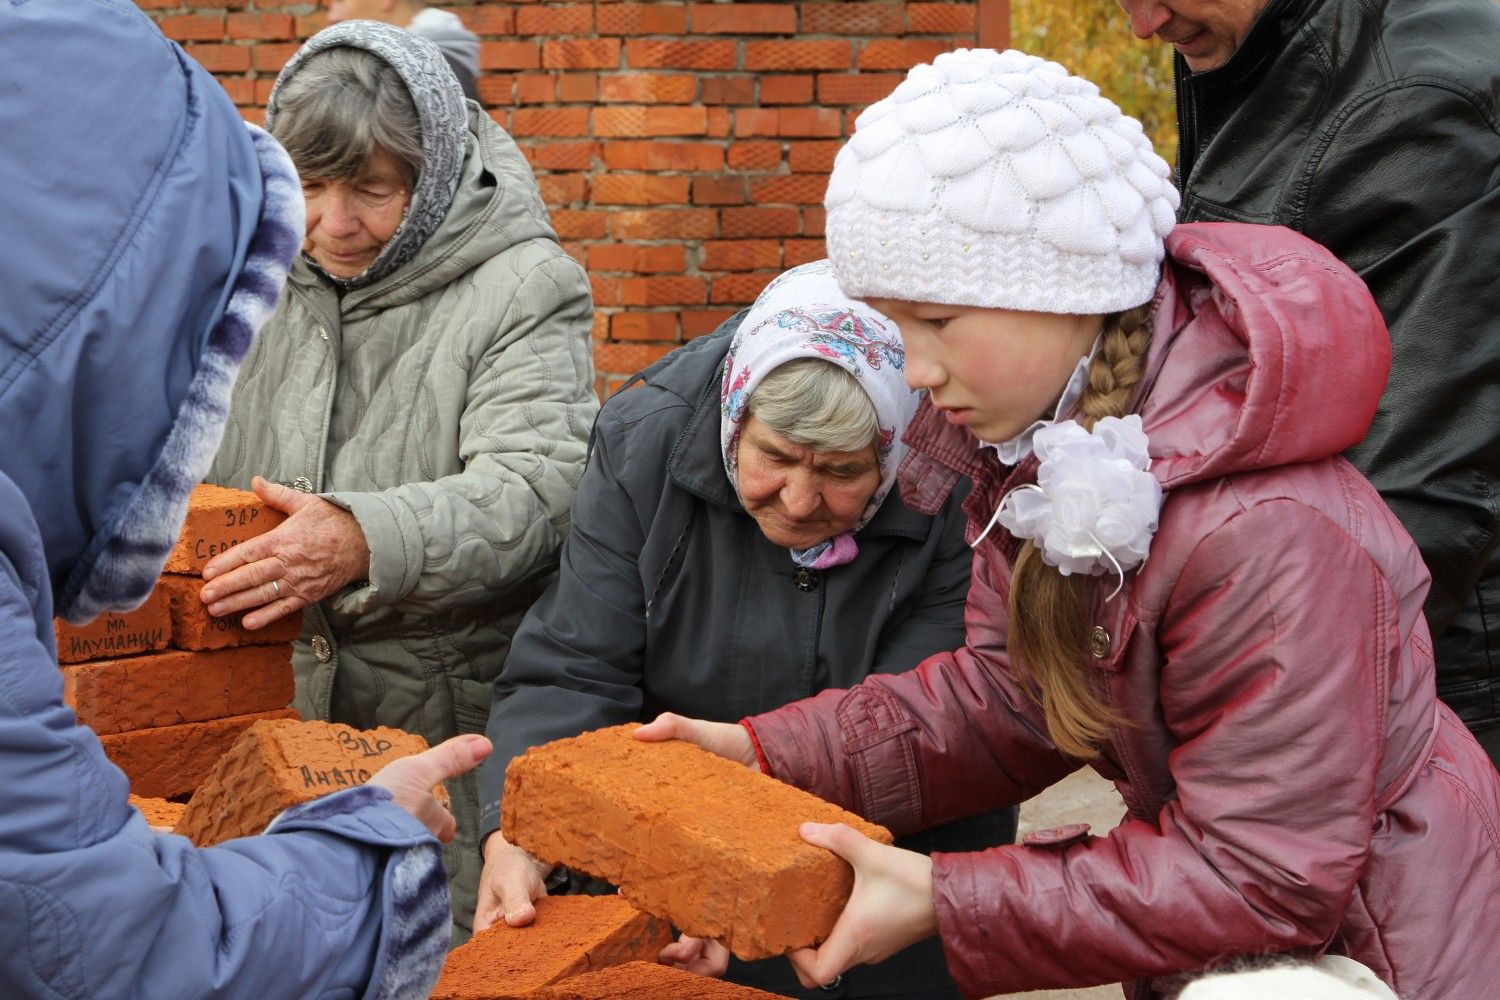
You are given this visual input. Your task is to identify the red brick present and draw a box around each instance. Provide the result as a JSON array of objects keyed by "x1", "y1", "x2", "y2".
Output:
[
  {"x1": 54, "y1": 588, "x2": 171, "y2": 664},
  {"x1": 701, "y1": 239, "x2": 782, "y2": 272},
  {"x1": 591, "y1": 275, "x2": 621, "y2": 307},
  {"x1": 516, "y1": 4, "x2": 594, "y2": 35},
  {"x1": 744, "y1": 39, "x2": 850, "y2": 71},
  {"x1": 175, "y1": 719, "x2": 431, "y2": 846},
  {"x1": 595, "y1": 373, "x2": 632, "y2": 399},
  {"x1": 602, "y1": 141, "x2": 724, "y2": 172},
  {"x1": 558, "y1": 72, "x2": 599, "y2": 102},
  {"x1": 163, "y1": 484, "x2": 286, "y2": 575},
  {"x1": 526, "y1": 141, "x2": 600, "y2": 171},
  {"x1": 99, "y1": 708, "x2": 298, "y2": 799},
  {"x1": 598, "y1": 73, "x2": 697, "y2": 104},
  {"x1": 543, "y1": 39, "x2": 621, "y2": 70},
  {"x1": 160, "y1": 14, "x2": 225, "y2": 42},
  {"x1": 562, "y1": 242, "x2": 589, "y2": 268},
  {"x1": 788, "y1": 140, "x2": 840, "y2": 172},
  {"x1": 817, "y1": 72, "x2": 903, "y2": 106},
  {"x1": 588, "y1": 245, "x2": 688, "y2": 273},
  {"x1": 690, "y1": 3, "x2": 796, "y2": 34},
  {"x1": 63, "y1": 645, "x2": 292, "y2": 736},
  {"x1": 749, "y1": 173, "x2": 829, "y2": 205},
  {"x1": 595, "y1": 3, "x2": 688, "y2": 35},
  {"x1": 251, "y1": 42, "x2": 299, "y2": 73},
  {"x1": 294, "y1": 13, "x2": 326, "y2": 38},
  {"x1": 503, "y1": 726, "x2": 892, "y2": 960},
  {"x1": 711, "y1": 272, "x2": 778, "y2": 304},
  {"x1": 609, "y1": 209, "x2": 718, "y2": 240},
  {"x1": 908, "y1": 2, "x2": 978, "y2": 33},
  {"x1": 536, "y1": 174, "x2": 588, "y2": 206},
  {"x1": 593, "y1": 343, "x2": 678, "y2": 374},
  {"x1": 721, "y1": 206, "x2": 802, "y2": 238},
  {"x1": 187, "y1": 44, "x2": 252, "y2": 74},
  {"x1": 620, "y1": 276, "x2": 707, "y2": 307},
  {"x1": 226, "y1": 12, "x2": 293, "y2": 40},
  {"x1": 800, "y1": 2, "x2": 907, "y2": 34},
  {"x1": 255, "y1": 78, "x2": 277, "y2": 105},
  {"x1": 129, "y1": 795, "x2": 186, "y2": 830},
  {"x1": 760, "y1": 74, "x2": 814, "y2": 104},
  {"x1": 610, "y1": 312, "x2": 680, "y2": 341},
  {"x1": 856, "y1": 38, "x2": 951, "y2": 71},
  {"x1": 593, "y1": 174, "x2": 692, "y2": 206},
  {"x1": 783, "y1": 238, "x2": 829, "y2": 267},
  {"x1": 478, "y1": 75, "x2": 515, "y2": 106},
  {"x1": 591, "y1": 311, "x2": 612, "y2": 343},
  {"x1": 240, "y1": 107, "x2": 268, "y2": 127},
  {"x1": 433, "y1": 897, "x2": 673, "y2": 1000},
  {"x1": 463, "y1": 6, "x2": 516, "y2": 34},
  {"x1": 692, "y1": 176, "x2": 747, "y2": 206},
  {"x1": 155, "y1": 574, "x2": 299, "y2": 651},
  {"x1": 706, "y1": 106, "x2": 732, "y2": 138},
  {"x1": 552, "y1": 210, "x2": 611, "y2": 239},
  {"x1": 517, "y1": 74, "x2": 556, "y2": 104},
  {"x1": 700, "y1": 75, "x2": 756, "y2": 105},
  {"x1": 777, "y1": 107, "x2": 843, "y2": 137},
  {"x1": 625, "y1": 40, "x2": 737, "y2": 70},
  {"x1": 680, "y1": 309, "x2": 738, "y2": 339},
  {"x1": 803, "y1": 205, "x2": 827, "y2": 236},
  {"x1": 481, "y1": 41, "x2": 542, "y2": 71},
  {"x1": 594, "y1": 105, "x2": 708, "y2": 137},
  {"x1": 541, "y1": 961, "x2": 786, "y2": 997},
  {"x1": 734, "y1": 108, "x2": 780, "y2": 138},
  {"x1": 511, "y1": 107, "x2": 591, "y2": 137},
  {"x1": 218, "y1": 77, "x2": 256, "y2": 106},
  {"x1": 726, "y1": 140, "x2": 783, "y2": 170}
]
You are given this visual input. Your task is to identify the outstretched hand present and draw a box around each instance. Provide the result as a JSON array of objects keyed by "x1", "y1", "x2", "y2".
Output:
[
  {"x1": 633, "y1": 712, "x2": 760, "y2": 771},
  {"x1": 199, "y1": 475, "x2": 371, "y2": 629},
  {"x1": 368, "y1": 734, "x2": 491, "y2": 843},
  {"x1": 786, "y1": 822, "x2": 938, "y2": 990}
]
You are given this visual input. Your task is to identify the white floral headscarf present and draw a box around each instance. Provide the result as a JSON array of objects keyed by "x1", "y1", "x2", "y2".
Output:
[{"x1": 720, "y1": 260, "x2": 918, "y2": 569}]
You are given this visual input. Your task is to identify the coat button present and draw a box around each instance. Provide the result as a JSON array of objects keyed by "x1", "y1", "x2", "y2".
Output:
[
  {"x1": 311, "y1": 635, "x2": 333, "y2": 662},
  {"x1": 794, "y1": 567, "x2": 818, "y2": 592},
  {"x1": 293, "y1": 476, "x2": 314, "y2": 493},
  {"x1": 1090, "y1": 625, "x2": 1111, "y2": 659}
]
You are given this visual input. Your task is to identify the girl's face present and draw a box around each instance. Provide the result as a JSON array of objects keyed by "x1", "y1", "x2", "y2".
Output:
[{"x1": 866, "y1": 299, "x2": 1102, "y2": 445}]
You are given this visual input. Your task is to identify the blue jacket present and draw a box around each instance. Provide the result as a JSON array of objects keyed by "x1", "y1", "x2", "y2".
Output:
[{"x1": 0, "y1": 3, "x2": 449, "y2": 996}]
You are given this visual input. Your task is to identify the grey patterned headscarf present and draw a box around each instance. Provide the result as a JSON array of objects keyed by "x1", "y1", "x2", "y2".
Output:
[{"x1": 266, "y1": 20, "x2": 466, "y2": 289}]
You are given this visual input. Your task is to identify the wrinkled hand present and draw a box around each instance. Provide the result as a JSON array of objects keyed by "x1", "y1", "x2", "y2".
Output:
[
  {"x1": 474, "y1": 833, "x2": 554, "y2": 932},
  {"x1": 659, "y1": 935, "x2": 731, "y2": 977},
  {"x1": 786, "y1": 823, "x2": 937, "y2": 990},
  {"x1": 368, "y1": 734, "x2": 491, "y2": 843},
  {"x1": 632, "y1": 712, "x2": 760, "y2": 771},
  {"x1": 200, "y1": 475, "x2": 371, "y2": 629}
]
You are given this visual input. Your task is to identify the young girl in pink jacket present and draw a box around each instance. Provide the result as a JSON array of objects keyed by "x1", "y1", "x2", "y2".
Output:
[{"x1": 644, "y1": 49, "x2": 1500, "y2": 1000}]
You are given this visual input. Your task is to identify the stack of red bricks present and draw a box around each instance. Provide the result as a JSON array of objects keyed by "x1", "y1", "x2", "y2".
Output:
[
  {"x1": 138, "y1": 1, "x2": 1004, "y2": 395},
  {"x1": 57, "y1": 484, "x2": 300, "y2": 800}
]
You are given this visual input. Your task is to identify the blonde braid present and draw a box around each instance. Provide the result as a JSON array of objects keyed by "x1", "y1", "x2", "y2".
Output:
[{"x1": 1008, "y1": 305, "x2": 1153, "y2": 759}]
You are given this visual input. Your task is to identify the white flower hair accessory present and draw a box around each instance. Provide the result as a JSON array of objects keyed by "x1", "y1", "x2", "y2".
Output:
[{"x1": 975, "y1": 415, "x2": 1162, "y2": 598}]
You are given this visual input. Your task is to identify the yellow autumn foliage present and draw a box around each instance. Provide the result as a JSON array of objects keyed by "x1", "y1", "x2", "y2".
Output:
[{"x1": 1011, "y1": 0, "x2": 1179, "y2": 165}]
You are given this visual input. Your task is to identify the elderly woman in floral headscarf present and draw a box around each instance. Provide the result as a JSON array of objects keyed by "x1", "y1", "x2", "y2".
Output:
[{"x1": 473, "y1": 260, "x2": 1013, "y2": 1000}]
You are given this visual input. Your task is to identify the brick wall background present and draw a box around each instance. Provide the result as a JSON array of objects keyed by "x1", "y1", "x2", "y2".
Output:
[{"x1": 138, "y1": 1, "x2": 1006, "y2": 393}]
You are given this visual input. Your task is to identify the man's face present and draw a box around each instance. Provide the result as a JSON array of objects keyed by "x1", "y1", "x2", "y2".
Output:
[
  {"x1": 326, "y1": 0, "x2": 396, "y2": 25},
  {"x1": 1116, "y1": 0, "x2": 1272, "y2": 72}
]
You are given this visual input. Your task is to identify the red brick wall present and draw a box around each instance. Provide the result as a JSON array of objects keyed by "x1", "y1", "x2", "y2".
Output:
[{"x1": 141, "y1": 1, "x2": 1005, "y2": 393}]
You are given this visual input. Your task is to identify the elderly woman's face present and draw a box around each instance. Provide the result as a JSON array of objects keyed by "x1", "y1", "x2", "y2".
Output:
[
  {"x1": 736, "y1": 416, "x2": 880, "y2": 550},
  {"x1": 301, "y1": 146, "x2": 412, "y2": 279}
]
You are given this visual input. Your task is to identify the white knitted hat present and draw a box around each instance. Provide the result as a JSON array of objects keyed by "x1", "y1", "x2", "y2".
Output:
[{"x1": 825, "y1": 48, "x2": 1179, "y2": 315}]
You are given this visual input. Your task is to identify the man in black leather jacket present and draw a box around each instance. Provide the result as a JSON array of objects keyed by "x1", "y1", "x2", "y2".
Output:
[{"x1": 1118, "y1": 0, "x2": 1500, "y2": 764}]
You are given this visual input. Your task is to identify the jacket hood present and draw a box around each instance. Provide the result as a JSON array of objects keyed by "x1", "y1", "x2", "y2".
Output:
[
  {"x1": 267, "y1": 20, "x2": 467, "y2": 289},
  {"x1": 0, "y1": 1, "x2": 304, "y2": 622},
  {"x1": 1138, "y1": 223, "x2": 1390, "y2": 489},
  {"x1": 295, "y1": 106, "x2": 560, "y2": 317},
  {"x1": 407, "y1": 8, "x2": 480, "y2": 77}
]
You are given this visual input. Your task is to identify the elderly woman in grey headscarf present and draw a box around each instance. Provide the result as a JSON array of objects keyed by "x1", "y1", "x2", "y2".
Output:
[{"x1": 195, "y1": 21, "x2": 597, "y2": 942}]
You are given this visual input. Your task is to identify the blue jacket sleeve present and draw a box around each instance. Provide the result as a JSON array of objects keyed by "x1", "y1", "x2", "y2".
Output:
[{"x1": 0, "y1": 570, "x2": 449, "y2": 1000}]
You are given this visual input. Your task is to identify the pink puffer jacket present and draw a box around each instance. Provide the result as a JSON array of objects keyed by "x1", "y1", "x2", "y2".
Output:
[{"x1": 745, "y1": 224, "x2": 1500, "y2": 1000}]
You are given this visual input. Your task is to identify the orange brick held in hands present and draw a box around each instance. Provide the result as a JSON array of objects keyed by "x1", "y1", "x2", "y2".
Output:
[
  {"x1": 539, "y1": 962, "x2": 783, "y2": 999},
  {"x1": 62, "y1": 645, "x2": 293, "y2": 736},
  {"x1": 163, "y1": 483, "x2": 285, "y2": 574},
  {"x1": 155, "y1": 574, "x2": 300, "y2": 650},
  {"x1": 174, "y1": 719, "x2": 433, "y2": 846},
  {"x1": 99, "y1": 708, "x2": 298, "y2": 799},
  {"x1": 128, "y1": 795, "x2": 187, "y2": 829},
  {"x1": 53, "y1": 587, "x2": 171, "y2": 664},
  {"x1": 431, "y1": 896, "x2": 673, "y2": 1000},
  {"x1": 502, "y1": 725, "x2": 893, "y2": 960}
]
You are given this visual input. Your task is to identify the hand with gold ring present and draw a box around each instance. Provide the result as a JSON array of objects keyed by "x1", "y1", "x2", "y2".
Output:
[{"x1": 197, "y1": 475, "x2": 371, "y2": 630}]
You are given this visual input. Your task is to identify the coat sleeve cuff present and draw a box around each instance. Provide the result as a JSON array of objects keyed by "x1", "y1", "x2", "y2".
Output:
[
  {"x1": 741, "y1": 719, "x2": 775, "y2": 776},
  {"x1": 321, "y1": 490, "x2": 423, "y2": 613}
]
